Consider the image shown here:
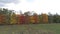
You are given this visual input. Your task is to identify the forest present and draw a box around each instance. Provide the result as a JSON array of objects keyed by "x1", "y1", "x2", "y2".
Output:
[{"x1": 0, "y1": 8, "x2": 60, "y2": 25}]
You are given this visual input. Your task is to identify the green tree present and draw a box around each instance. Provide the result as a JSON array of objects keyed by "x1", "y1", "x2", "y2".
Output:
[
  {"x1": 53, "y1": 13, "x2": 60, "y2": 23},
  {"x1": 48, "y1": 12, "x2": 53, "y2": 23}
]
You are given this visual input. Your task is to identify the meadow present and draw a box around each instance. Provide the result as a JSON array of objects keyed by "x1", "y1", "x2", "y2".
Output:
[{"x1": 0, "y1": 24, "x2": 60, "y2": 34}]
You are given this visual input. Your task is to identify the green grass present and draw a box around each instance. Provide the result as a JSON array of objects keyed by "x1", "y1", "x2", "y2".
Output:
[{"x1": 0, "y1": 24, "x2": 60, "y2": 34}]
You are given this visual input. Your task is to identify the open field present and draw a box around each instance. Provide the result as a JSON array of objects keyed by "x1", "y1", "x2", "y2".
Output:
[{"x1": 0, "y1": 24, "x2": 60, "y2": 34}]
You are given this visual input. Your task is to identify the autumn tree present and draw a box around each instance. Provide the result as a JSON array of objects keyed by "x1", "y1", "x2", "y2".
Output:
[
  {"x1": 29, "y1": 15, "x2": 35, "y2": 24},
  {"x1": 24, "y1": 11, "x2": 31, "y2": 24},
  {"x1": 10, "y1": 12, "x2": 17, "y2": 24},
  {"x1": 41, "y1": 13, "x2": 48, "y2": 23},
  {"x1": 33, "y1": 13, "x2": 39, "y2": 24},
  {"x1": 0, "y1": 8, "x2": 9, "y2": 24}
]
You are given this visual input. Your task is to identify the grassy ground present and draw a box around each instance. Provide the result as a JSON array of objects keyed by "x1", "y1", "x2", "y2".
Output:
[{"x1": 0, "y1": 24, "x2": 60, "y2": 34}]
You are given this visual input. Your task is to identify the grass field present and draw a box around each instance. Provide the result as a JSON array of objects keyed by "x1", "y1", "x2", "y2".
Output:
[{"x1": 0, "y1": 24, "x2": 60, "y2": 34}]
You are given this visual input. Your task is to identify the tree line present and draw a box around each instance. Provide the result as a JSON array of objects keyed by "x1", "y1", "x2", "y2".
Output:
[{"x1": 0, "y1": 8, "x2": 60, "y2": 25}]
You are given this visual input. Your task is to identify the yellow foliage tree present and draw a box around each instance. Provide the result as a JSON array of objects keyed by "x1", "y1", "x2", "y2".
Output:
[
  {"x1": 29, "y1": 16, "x2": 35, "y2": 24},
  {"x1": 10, "y1": 13, "x2": 17, "y2": 24}
]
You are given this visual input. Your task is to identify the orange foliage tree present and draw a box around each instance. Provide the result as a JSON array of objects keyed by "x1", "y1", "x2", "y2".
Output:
[
  {"x1": 33, "y1": 13, "x2": 39, "y2": 24},
  {"x1": 29, "y1": 13, "x2": 39, "y2": 24},
  {"x1": 41, "y1": 13, "x2": 48, "y2": 23},
  {"x1": 29, "y1": 16, "x2": 35, "y2": 24},
  {"x1": 0, "y1": 14, "x2": 6, "y2": 24}
]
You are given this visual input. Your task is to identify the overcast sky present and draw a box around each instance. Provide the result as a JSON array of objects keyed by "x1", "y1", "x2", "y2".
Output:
[{"x1": 0, "y1": 0, "x2": 60, "y2": 14}]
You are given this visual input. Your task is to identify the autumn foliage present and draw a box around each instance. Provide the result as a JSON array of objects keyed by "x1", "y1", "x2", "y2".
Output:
[
  {"x1": 0, "y1": 11, "x2": 49, "y2": 24},
  {"x1": 10, "y1": 13, "x2": 17, "y2": 24},
  {"x1": 1, "y1": 8, "x2": 60, "y2": 25},
  {"x1": 19, "y1": 14, "x2": 26, "y2": 24},
  {"x1": 41, "y1": 13, "x2": 48, "y2": 23},
  {"x1": 0, "y1": 14, "x2": 6, "y2": 24}
]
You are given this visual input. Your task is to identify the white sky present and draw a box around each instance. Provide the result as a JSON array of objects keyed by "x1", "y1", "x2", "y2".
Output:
[{"x1": 2, "y1": 0, "x2": 60, "y2": 14}]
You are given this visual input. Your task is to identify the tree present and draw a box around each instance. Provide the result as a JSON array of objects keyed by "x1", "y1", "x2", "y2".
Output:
[
  {"x1": 3, "y1": 9, "x2": 13, "y2": 24},
  {"x1": 10, "y1": 12, "x2": 17, "y2": 24},
  {"x1": 29, "y1": 16, "x2": 35, "y2": 24},
  {"x1": 41, "y1": 13, "x2": 48, "y2": 23},
  {"x1": 24, "y1": 11, "x2": 31, "y2": 24},
  {"x1": 38, "y1": 14, "x2": 42, "y2": 23},
  {"x1": 33, "y1": 13, "x2": 39, "y2": 24},
  {"x1": 16, "y1": 14, "x2": 21, "y2": 24},
  {"x1": 3, "y1": 9, "x2": 14, "y2": 24},
  {"x1": 0, "y1": 8, "x2": 14, "y2": 25},
  {"x1": 48, "y1": 12, "x2": 53, "y2": 23},
  {"x1": 0, "y1": 14, "x2": 6, "y2": 24},
  {"x1": 53, "y1": 13, "x2": 60, "y2": 23},
  {"x1": 0, "y1": 8, "x2": 9, "y2": 24},
  {"x1": 19, "y1": 14, "x2": 26, "y2": 24}
]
